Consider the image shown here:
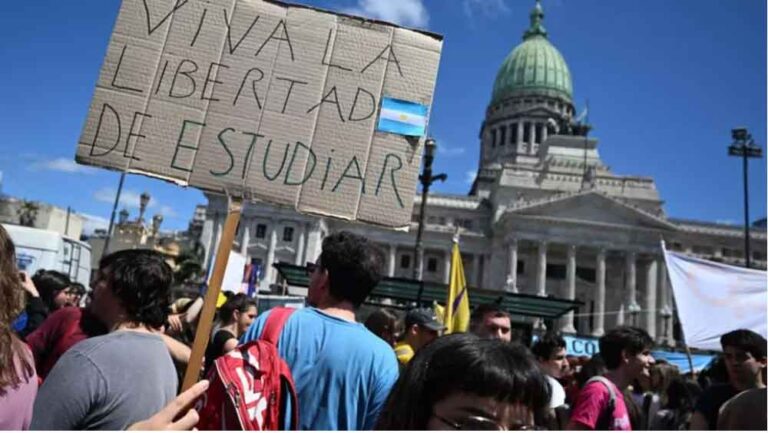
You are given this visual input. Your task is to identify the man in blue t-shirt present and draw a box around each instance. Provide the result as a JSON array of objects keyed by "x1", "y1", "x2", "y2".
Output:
[{"x1": 241, "y1": 231, "x2": 399, "y2": 430}]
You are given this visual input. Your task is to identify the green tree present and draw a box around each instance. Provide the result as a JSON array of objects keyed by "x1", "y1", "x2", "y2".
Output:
[{"x1": 17, "y1": 200, "x2": 39, "y2": 227}]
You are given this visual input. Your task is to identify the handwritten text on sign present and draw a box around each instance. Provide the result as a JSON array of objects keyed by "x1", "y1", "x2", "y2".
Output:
[{"x1": 75, "y1": 0, "x2": 442, "y2": 229}]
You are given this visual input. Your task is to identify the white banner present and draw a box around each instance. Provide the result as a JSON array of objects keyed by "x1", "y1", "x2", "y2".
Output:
[{"x1": 663, "y1": 246, "x2": 767, "y2": 351}]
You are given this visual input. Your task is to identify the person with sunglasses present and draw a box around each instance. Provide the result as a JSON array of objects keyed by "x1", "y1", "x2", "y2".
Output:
[{"x1": 376, "y1": 333, "x2": 550, "y2": 430}]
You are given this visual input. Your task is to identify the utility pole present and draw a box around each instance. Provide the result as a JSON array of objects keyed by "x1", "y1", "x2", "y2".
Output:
[
  {"x1": 728, "y1": 127, "x2": 762, "y2": 268},
  {"x1": 412, "y1": 138, "x2": 447, "y2": 280}
]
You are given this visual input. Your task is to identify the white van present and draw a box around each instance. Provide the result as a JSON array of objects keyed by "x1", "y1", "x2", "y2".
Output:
[{"x1": 3, "y1": 223, "x2": 92, "y2": 288}]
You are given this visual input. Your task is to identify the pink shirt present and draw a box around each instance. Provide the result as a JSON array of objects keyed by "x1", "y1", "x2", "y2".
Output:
[
  {"x1": 0, "y1": 342, "x2": 38, "y2": 430},
  {"x1": 570, "y1": 379, "x2": 631, "y2": 430}
]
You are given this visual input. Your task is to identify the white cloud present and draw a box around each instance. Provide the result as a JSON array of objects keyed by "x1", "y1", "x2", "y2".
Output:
[
  {"x1": 29, "y1": 158, "x2": 95, "y2": 174},
  {"x1": 159, "y1": 205, "x2": 179, "y2": 219},
  {"x1": 462, "y1": 0, "x2": 510, "y2": 21},
  {"x1": 93, "y1": 188, "x2": 157, "y2": 210},
  {"x1": 80, "y1": 213, "x2": 109, "y2": 234},
  {"x1": 344, "y1": 0, "x2": 429, "y2": 28},
  {"x1": 465, "y1": 170, "x2": 477, "y2": 184},
  {"x1": 438, "y1": 144, "x2": 466, "y2": 157}
]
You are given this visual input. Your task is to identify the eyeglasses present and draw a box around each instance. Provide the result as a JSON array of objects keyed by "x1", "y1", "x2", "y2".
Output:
[{"x1": 432, "y1": 413, "x2": 535, "y2": 431}]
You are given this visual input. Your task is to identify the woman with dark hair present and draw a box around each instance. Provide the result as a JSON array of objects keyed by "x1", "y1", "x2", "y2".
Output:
[
  {"x1": 17, "y1": 269, "x2": 74, "y2": 337},
  {"x1": 376, "y1": 333, "x2": 550, "y2": 430},
  {"x1": 0, "y1": 225, "x2": 38, "y2": 429},
  {"x1": 33, "y1": 269, "x2": 74, "y2": 312},
  {"x1": 204, "y1": 293, "x2": 257, "y2": 373},
  {"x1": 650, "y1": 377, "x2": 702, "y2": 430},
  {"x1": 364, "y1": 308, "x2": 399, "y2": 347}
]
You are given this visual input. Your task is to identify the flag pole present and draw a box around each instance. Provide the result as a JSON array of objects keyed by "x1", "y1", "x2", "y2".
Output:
[{"x1": 181, "y1": 195, "x2": 242, "y2": 392}]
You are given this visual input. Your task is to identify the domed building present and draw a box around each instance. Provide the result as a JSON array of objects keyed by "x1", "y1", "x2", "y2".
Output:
[{"x1": 200, "y1": 0, "x2": 765, "y2": 344}]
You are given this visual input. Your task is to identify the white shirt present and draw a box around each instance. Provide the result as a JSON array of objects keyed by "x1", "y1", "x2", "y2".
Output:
[{"x1": 547, "y1": 375, "x2": 566, "y2": 408}]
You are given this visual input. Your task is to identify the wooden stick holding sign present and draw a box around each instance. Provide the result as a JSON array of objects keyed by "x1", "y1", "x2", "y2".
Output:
[{"x1": 181, "y1": 196, "x2": 242, "y2": 392}]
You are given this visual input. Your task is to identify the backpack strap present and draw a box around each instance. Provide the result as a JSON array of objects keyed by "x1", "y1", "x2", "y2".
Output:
[
  {"x1": 259, "y1": 306, "x2": 295, "y2": 345},
  {"x1": 586, "y1": 376, "x2": 617, "y2": 429}
]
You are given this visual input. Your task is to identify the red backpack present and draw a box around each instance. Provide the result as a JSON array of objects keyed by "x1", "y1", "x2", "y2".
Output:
[{"x1": 196, "y1": 307, "x2": 299, "y2": 430}]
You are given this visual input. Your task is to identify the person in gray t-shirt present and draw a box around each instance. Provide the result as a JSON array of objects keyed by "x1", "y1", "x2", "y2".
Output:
[
  {"x1": 31, "y1": 331, "x2": 177, "y2": 430},
  {"x1": 31, "y1": 250, "x2": 178, "y2": 430}
]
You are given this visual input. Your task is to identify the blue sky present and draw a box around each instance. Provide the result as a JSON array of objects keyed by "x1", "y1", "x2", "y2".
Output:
[{"x1": 0, "y1": 0, "x2": 765, "y2": 233}]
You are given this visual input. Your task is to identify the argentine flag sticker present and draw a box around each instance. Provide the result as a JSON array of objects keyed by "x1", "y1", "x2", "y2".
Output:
[{"x1": 377, "y1": 97, "x2": 429, "y2": 137}]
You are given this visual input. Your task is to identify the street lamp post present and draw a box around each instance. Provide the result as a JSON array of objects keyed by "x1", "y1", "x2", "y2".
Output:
[
  {"x1": 728, "y1": 127, "x2": 762, "y2": 268},
  {"x1": 412, "y1": 138, "x2": 447, "y2": 280}
]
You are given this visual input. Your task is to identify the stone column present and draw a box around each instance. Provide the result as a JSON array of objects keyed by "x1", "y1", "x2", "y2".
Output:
[
  {"x1": 240, "y1": 219, "x2": 250, "y2": 257},
  {"x1": 295, "y1": 223, "x2": 306, "y2": 265},
  {"x1": 517, "y1": 122, "x2": 524, "y2": 150},
  {"x1": 541, "y1": 122, "x2": 548, "y2": 144},
  {"x1": 388, "y1": 245, "x2": 397, "y2": 278},
  {"x1": 561, "y1": 245, "x2": 577, "y2": 333},
  {"x1": 528, "y1": 120, "x2": 536, "y2": 145},
  {"x1": 528, "y1": 122, "x2": 537, "y2": 151},
  {"x1": 657, "y1": 260, "x2": 674, "y2": 345},
  {"x1": 644, "y1": 258, "x2": 658, "y2": 339},
  {"x1": 625, "y1": 251, "x2": 639, "y2": 326},
  {"x1": 206, "y1": 214, "x2": 223, "y2": 272},
  {"x1": 536, "y1": 241, "x2": 547, "y2": 296},
  {"x1": 264, "y1": 223, "x2": 277, "y2": 289},
  {"x1": 506, "y1": 239, "x2": 518, "y2": 293},
  {"x1": 443, "y1": 249, "x2": 451, "y2": 284},
  {"x1": 593, "y1": 249, "x2": 606, "y2": 337}
]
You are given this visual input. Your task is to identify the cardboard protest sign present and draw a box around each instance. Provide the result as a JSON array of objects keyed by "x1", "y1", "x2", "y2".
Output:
[{"x1": 75, "y1": 0, "x2": 443, "y2": 229}]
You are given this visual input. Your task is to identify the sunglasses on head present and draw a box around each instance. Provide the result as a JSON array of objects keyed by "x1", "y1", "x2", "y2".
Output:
[{"x1": 306, "y1": 262, "x2": 318, "y2": 273}]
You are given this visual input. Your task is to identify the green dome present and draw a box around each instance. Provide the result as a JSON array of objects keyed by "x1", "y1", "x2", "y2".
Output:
[{"x1": 491, "y1": 1, "x2": 572, "y2": 104}]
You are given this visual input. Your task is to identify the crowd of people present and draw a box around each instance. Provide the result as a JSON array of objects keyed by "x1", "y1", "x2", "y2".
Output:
[{"x1": 0, "y1": 225, "x2": 766, "y2": 430}]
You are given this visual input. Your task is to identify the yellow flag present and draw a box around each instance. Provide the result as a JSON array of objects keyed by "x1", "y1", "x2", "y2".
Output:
[
  {"x1": 433, "y1": 302, "x2": 445, "y2": 325},
  {"x1": 444, "y1": 241, "x2": 470, "y2": 333}
]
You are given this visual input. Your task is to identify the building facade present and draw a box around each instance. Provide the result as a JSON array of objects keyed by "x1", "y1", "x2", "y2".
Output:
[
  {"x1": 200, "y1": 1, "x2": 766, "y2": 343},
  {"x1": 0, "y1": 196, "x2": 84, "y2": 239}
]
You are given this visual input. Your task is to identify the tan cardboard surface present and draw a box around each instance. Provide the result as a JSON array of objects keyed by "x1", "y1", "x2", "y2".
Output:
[{"x1": 75, "y1": 0, "x2": 443, "y2": 229}]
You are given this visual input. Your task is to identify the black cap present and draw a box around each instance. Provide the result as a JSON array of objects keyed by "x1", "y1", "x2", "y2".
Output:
[{"x1": 405, "y1": 308, "x2": 446, "y2": 332}]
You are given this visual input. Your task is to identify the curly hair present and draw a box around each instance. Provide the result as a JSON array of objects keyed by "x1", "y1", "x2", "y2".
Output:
[
  {"x1": 98, "y1": 249, "x2": 173, "y2": 329},
  {"x1": 376, "y1": 333, "x2": 551, "y2": 429},
  {"x1": 0, "y1": 225, "x2": 33, "y2": 392},
  {"x1": 319, "y1": 232, "x2": 384, "y2": 307}
]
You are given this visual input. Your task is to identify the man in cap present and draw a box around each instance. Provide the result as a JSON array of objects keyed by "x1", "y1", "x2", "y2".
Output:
[{"x1": 394, "y1": 307, "x2": 445, "y2": 366}]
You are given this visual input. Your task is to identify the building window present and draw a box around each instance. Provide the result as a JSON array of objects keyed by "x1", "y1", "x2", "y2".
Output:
[
  {"x1": 282, "y1": 227, "x2": 294, "y2": 242},
  {"x1": 427, "y1": 257, "x2": 438, "y2": 273},
  {"x1": 546, "y1": 264, "x2": 566, "y2": 280},
  {"x1": 523, "y1": 122, "x2": 531, "y2": 143},
  {"x1": 517, "y1": 260, "x2": 525, "y2": 275},
  {"x1": 490, "y1": 129, "x2": 497, "y2": 148},
  {"x1": 400, "y1": 254, "x2": 411, "y2": 269},
  {"x1": 456, "y1": 218, "x2": 473, "y2": 229},
  {"x1": 499, "y1": 126, "x2": 506, "y2": 146},
  {"x1": 576, "y1": 267, "x2": 596, "y2": 283},
  {"x1": 692, "y1": 245, "x2": 712, "y2": 255},
  {"x1": 255, "y1": 224, "x2": 267, "y2": 239},
  {"x1": 753, "y1": 251, "x2": 766, "y2": 261},
  {"x1": 510, "y1": 123, "x2": 518, "y2": 144}
]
